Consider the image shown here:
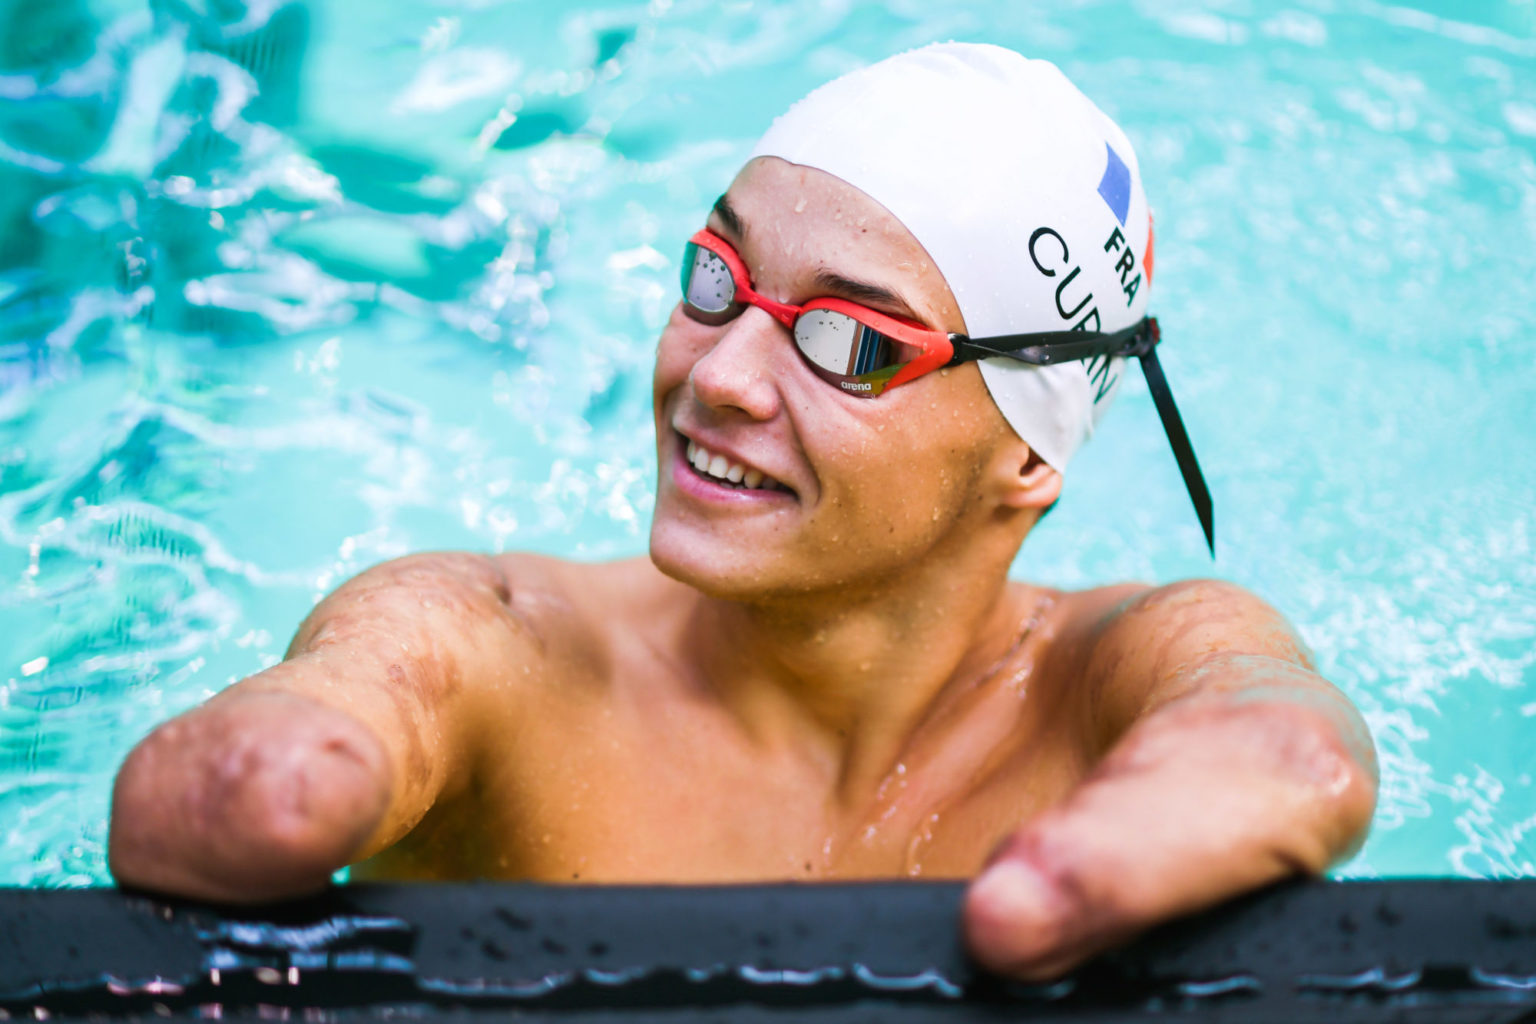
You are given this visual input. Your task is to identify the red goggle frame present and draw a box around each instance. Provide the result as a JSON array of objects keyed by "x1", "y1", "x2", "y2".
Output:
[{"x1": 681, "y1": 229, "x2": 954, "y2": 396}]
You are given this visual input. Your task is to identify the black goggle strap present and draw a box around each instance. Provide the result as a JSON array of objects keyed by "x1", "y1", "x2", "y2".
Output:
[
  {"x1": 1137, "y1": 346, "x2": 1214, "y2": 556},
  {"x1": 948, "y1": 318, "x2": 1154, "y2": 367},
  {"x1": 950, "y1": 317, "x2": 1214, "y2": 556}
]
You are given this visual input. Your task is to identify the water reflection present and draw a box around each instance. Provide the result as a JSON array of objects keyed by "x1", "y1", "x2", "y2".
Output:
[{"x1": 0, "y1": 0, "x2": 1533, "y2": 885}]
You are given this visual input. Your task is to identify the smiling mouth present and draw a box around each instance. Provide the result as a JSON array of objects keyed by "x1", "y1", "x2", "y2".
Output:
[{"x1": 680, "y1": 434, "x2": 791, "y2": 494}]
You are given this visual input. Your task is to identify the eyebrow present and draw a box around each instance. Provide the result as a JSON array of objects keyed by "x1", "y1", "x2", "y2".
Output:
[
  {"x1": 711, "y1": 193, "x2": 746, "y2": 239},
  {"x1": 812, "y1": 269, "x2": 923, "y2": 324},
  {"x1": 712, "y1": 192, "x2": 926, "y2": 325}
]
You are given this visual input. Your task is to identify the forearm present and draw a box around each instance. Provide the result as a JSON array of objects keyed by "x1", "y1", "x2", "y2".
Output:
[
  {"x1": 967, "y1": 665, "x2": 1377, "y2": 979},
  {"x1": 109, "y1": 685, "x2": 391, "y2": 903},
  {"x1": 1075, "y1": 667, "x2": 1379, "y2": 872},
  {"x1": 108, "y1": 553, "x2": 523, "y2": 901}
]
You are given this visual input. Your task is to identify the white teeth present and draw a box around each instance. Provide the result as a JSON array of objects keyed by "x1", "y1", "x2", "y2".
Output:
[{"x1": 682, "y1": 438, "x2": 781, "y2": 492}]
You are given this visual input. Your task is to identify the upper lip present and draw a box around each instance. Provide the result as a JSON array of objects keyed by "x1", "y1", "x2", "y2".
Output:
[{"x1": 672, "y1": 424, "x2": 797, "y2": 494}]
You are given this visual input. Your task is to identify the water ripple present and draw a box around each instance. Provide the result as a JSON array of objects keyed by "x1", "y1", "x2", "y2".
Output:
[{"x1": 1, "y1": 0, "x2": 1533, "y2": 885}]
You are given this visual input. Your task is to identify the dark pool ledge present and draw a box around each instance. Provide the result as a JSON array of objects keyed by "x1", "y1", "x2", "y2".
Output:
[{"x1": 3, "y1": 879, "x2": 1536, "y2": 1023}]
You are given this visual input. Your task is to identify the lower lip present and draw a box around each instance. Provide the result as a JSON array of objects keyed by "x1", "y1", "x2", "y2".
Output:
[{"x1": 669, "y1": 442, "x2": 794, "y2": 506}]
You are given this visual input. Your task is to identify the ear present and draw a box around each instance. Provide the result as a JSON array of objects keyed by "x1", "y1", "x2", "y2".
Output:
[{"x1": 996, "y1": 445, "x2": 1062, "y2": 512}]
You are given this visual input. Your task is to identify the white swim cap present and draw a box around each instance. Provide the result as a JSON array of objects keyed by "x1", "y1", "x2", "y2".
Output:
[{"x1": 751, "y1": 42, "x2": 1154, "y2": 472}]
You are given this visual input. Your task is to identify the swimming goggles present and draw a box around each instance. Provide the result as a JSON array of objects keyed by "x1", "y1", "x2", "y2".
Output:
[{"x1": 679, "y1": 228, "x2": 1214, "y2": 554}]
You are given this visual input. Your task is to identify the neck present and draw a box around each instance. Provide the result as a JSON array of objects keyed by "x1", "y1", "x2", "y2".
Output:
[{"x1": 685, "y1": 526, "x2": 1040, "y2": 805}]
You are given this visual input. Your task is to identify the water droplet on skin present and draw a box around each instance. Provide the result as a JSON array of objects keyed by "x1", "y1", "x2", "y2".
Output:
[{"x1": 903, "y1": 813, "x2": 941, "y2": 875}]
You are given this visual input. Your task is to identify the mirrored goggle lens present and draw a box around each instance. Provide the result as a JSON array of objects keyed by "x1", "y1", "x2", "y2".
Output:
[
  {"x1": 681, "y1": 242, "x2": 736, "y2": 315},
  {"x1": 793, "y1": 309, "x2": 908, "y2": 397}
]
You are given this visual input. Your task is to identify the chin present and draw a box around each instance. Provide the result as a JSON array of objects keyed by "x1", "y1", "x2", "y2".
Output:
[
  {"x1": 649, "y1": 508, "x2": 834, "y2": 603},
  {"x1": 648, "y1": 514, "x2": 894, "y2": 605},
  {"x1": 648, "y1": 519, "x2": 766, "y2": 601},
  {"x1": 647, "y1": 462, "x2": 803, "y2": 600}
]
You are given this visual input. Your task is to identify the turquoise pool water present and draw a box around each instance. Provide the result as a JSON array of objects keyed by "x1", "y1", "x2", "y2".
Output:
[{"x1": 1, "y1": 0, "x2": 1533, "y2": 886}]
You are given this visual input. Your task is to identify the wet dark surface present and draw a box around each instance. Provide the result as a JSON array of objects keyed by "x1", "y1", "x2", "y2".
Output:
[{"x1": 2, "y1": 880, "x2": 1535, "y2": 1022}]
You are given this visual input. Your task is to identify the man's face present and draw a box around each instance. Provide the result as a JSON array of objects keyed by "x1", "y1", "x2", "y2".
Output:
[{"x1": 649, "y1": 157, "x2": 1017, "y2": 600}]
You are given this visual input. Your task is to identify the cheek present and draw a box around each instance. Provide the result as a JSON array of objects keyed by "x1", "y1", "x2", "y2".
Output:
[
  {"x1": 806, "y1": 392, "x2": 997, "y2": 540},
  {"x1": 652, "y1": 306, "x2": 706, "y2": 407}
]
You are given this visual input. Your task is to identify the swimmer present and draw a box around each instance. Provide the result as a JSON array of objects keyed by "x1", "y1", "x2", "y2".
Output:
[{"x1": 108, "y1": 44, "x2": 1377, "y2": 981}]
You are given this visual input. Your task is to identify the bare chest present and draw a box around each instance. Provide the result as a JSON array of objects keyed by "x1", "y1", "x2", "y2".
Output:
[{"x1": 371, "y1": 691, "x2": 1085, "y2": 885}]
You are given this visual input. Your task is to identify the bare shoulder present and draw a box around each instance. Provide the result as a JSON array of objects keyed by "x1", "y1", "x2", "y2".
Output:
[
  {"x1": 293, "y1": 551, "x2": 671, "y2": 693},
  {"x1": 293, "y1": 551, "x2": 524, "y2": 659},
  {"x1": 1065, "y1": 578, "x2": 1309, "y2": 658},
  {"x1": 1048, "y1": 579, "x2": 1318, "y2": 749},
  {"x1": 487, "y1": 552, "x2": 690, "y2": 689},
  {"x1": 1100, "y1": 577, "x2": 1310, "y2": 666}
]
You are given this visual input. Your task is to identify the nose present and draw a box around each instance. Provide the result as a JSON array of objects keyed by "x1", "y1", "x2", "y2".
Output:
[{"x1": 688, "y1": 307, "x2": 787, "y2": 420}]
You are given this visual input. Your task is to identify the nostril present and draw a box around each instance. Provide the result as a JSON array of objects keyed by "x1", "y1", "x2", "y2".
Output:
[{"x1": 687, "y1": 322, "x2": 784, "y2": 420}]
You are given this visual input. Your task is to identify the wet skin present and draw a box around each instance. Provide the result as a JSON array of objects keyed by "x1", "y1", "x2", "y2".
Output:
[{"x1": 109, "y1": 158, "x2": 1378, "y2": 981}]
